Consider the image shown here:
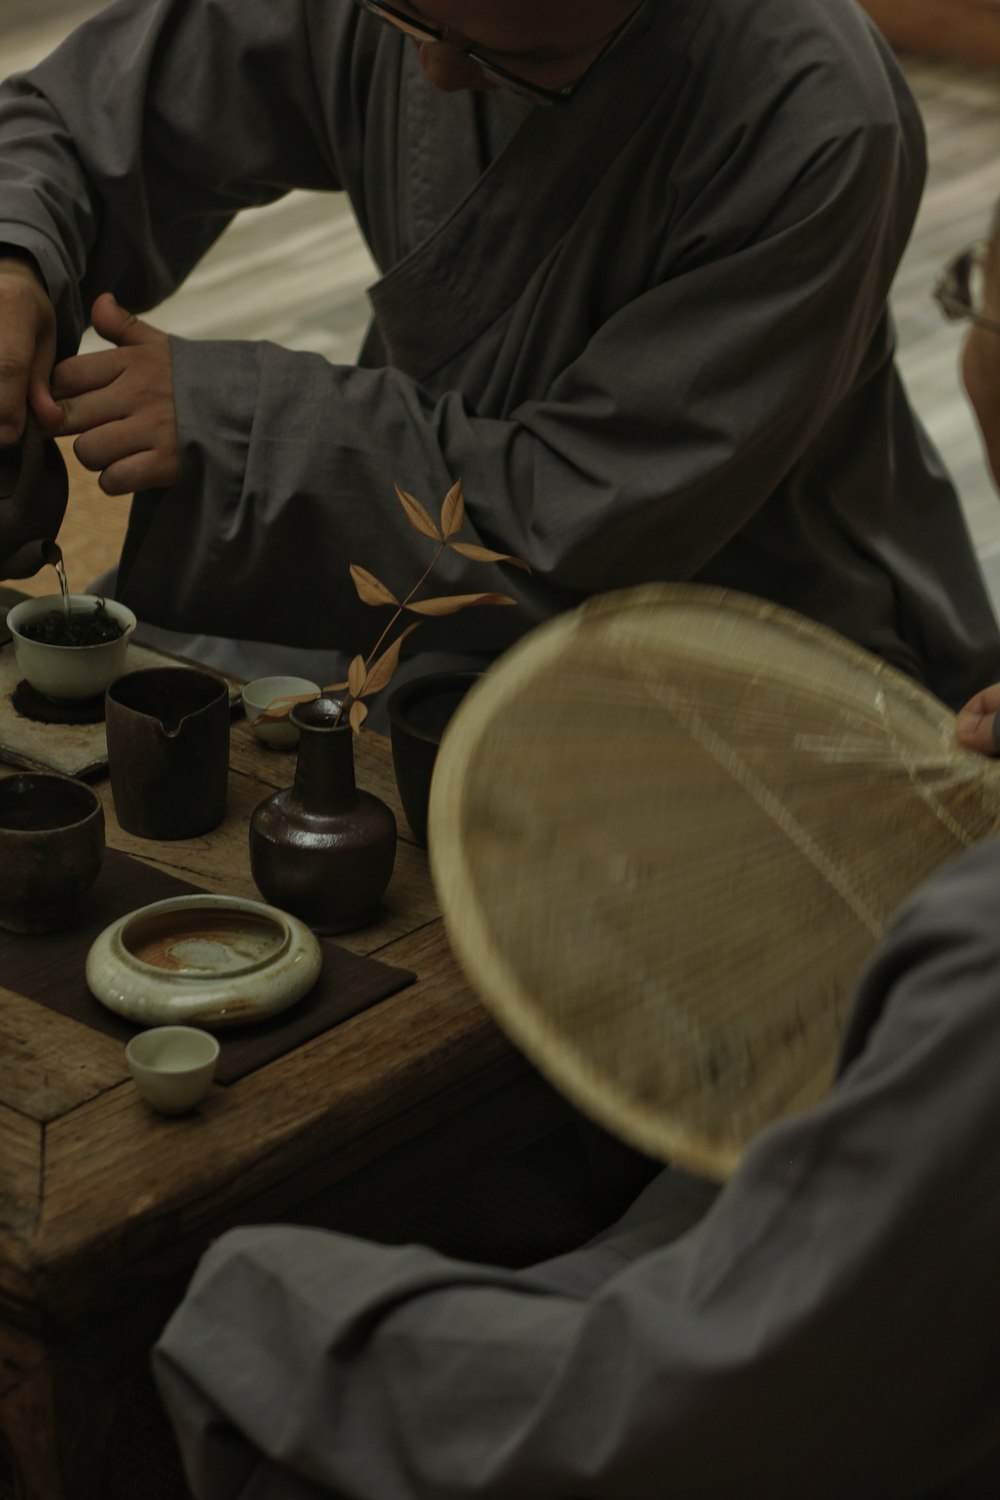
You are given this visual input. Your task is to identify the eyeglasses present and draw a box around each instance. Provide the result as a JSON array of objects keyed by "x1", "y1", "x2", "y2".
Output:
[
  {"x1": 356, "y1": 0, "x2": 643, "y2": 105},
  {"x1": 933, "y1": 240, "x2": 1000, "y2": 336}
]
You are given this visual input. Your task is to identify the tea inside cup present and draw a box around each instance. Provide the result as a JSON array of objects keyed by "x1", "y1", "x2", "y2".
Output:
[
  {"x1": 6, "y1": 594, "x2": 136, "y2": 702},
  {"x1": 125, "y1": 1025, "x2": 220, "y2": 1115}
]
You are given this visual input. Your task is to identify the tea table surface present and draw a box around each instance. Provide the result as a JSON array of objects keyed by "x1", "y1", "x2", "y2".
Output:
[{"x1": 0, "y1": 714, "x2": 567, "y2": 1500}]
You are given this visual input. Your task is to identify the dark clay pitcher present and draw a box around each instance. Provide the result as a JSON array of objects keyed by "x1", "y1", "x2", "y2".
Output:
[
  {"x1": 105, "y1": 668, "x2": 230, "y2": 840},
  {"x1": 0, "y1": 413, "x2": 68, "y2": 581}
]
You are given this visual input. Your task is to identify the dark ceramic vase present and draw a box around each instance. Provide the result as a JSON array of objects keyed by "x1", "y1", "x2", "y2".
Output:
[{"x1": 249, "y1": 697, "x2": 397, "y2": 933}]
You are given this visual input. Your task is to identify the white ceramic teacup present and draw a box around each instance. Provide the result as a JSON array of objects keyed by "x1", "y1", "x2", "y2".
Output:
[
  {"x1": 125, "y1": 1025, "x2": 220, "y2": 1115},
  {"x1": 7, "y1": 593, "x2": 136, "y2": 702},
  {"x1": 242, "y1": 675, "x2": 320, "y2": 748}
]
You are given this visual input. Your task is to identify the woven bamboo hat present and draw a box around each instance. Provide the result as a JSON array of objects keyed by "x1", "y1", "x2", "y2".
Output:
[{"x1": 428, "y1": 584, "x2": 1000, "y2": 1181}]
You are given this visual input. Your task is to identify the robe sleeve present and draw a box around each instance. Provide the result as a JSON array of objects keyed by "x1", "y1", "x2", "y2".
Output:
[
  {"x1": 0, "y1": 0, "x2": 363, "y2": 353},
  {"x1": 153, "y1": 836, "x2": 1000, "y2": 1500}
]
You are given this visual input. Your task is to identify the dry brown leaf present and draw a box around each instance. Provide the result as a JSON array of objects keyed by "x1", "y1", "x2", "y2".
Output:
[
  {"x1": 440, "y1": 478, "x2": 465, "y2": 539},
  {"x1": 394, "y1": 483, "x2": 442, "y2": 541},
  {"x1": 448, "y1": 540, "x2": 531, "y2": 572},
  {"x1": 348, "y1": 654, "x2": 368, "y2": 698},
  {"x1": 318, "y1": 478, "x2": 525, "y2": 734},
  {"x1": 350, "y1": 564, "x2": 399, "y2": 608},
  {"x1": 361, "y1": 622, "x2": 422, "y2": 697},
  {"x1": 406, "y1": 591, "x2": 518, "y2": 616},
  {"x1": 256, "y1": 690, "x2": 321, "y2": 723}
]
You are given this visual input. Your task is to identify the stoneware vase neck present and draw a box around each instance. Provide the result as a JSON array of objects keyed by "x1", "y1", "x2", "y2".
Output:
[{"x1": 291, "y1": 704, "x2": 357, "y2": 813}]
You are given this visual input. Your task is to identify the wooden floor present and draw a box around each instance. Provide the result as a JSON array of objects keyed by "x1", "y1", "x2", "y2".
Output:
[
  {"x1": 861, "y1": 0, "x2": 1000, "y2": 68},
  {"x1": 891, "y1": 52, "x2": 1000, "y2": 604},
  {"x1": 4, "y1": 14, "x2": 1000, "y2": 614}
]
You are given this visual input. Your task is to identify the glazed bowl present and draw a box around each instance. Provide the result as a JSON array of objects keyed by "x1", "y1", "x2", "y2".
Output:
[
  {"x1": 125, "y1": 1026, "x2": 220, "y2": 1115},
  {"x1": 0, "y1": 772, "x2": 105, "y2": 932},
  {"x1": 86, "y1": 893, "x2": 323, "y2": 1027},
  {"x1": 242, "y1": 675, "x2": 320, "y2": 749},
  {"x1": 7, "y1": 593, "x2": 136, "y2": 702},
  {"x1": 387, "y1": 671, "x2": 481, "y2": 846}
]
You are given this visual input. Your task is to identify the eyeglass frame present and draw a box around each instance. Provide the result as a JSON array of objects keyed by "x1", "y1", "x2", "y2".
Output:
[
  {"x1": 933, "y1": 240, "x2": 1000, "y2": 336},
  {"x1": 355, "y1": 0, "x2": 644, "y2": 105}
]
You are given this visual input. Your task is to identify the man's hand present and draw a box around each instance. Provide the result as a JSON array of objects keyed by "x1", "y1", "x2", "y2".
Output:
[
  {"x1": 0, "y1": 255, "x2": 60, "y2": 445},
  {"x1": 955, "y1": 685, "x2": 1000, "y2": 757},
  {"x1": 52, "y1": 292, "x2": 179, "y2": 493}
]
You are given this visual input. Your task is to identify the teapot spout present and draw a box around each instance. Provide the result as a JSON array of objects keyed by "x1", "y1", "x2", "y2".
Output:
[{"x1": 1, "y1": 539, "x2": 56, "y2": 581}]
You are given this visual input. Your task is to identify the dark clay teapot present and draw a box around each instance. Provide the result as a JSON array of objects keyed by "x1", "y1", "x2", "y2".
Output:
[{"x1": 0, "y1": 414, "x2": 68, "y2": 581}]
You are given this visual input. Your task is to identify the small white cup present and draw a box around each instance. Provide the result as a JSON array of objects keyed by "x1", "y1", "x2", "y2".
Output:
[
  {"x1": 7, "y1": 594, "x2": 136, "y2": 702},
  {"x1": 125, "y1": 1025, "x2": 220, "y2": 1115},
  {"x1": 242, "y1": 675, "x2": 320, "y2": 749}
]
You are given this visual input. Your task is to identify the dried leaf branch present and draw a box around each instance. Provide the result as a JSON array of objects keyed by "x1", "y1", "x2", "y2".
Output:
[
  {"x1": 255, "y1": 688, "x2": 322, "y2": 720},
  {"x1": 259, "y1": 479, "x2": 529, "y2": 733}
]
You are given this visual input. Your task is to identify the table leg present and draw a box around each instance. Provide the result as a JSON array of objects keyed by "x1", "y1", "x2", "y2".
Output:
[{"x1": 0, "y1": 1329, "x2": 115, "y2": 1500}]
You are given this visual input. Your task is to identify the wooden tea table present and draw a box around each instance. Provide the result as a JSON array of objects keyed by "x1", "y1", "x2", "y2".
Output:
[{"x1": 0, "y1": 715, "x2": 571, "y2": 1500}]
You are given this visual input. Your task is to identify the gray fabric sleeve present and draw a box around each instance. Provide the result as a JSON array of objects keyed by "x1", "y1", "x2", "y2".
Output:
[
  {"x1": 0, "y1": 0, "x2": 358, "y2": 355},
  {"x1": 154, "y1": 836, "x2": 1000, "y2": 1500}
]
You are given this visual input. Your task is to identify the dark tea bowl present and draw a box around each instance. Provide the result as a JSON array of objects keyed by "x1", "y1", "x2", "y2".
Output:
[
  {"x1": 387, "y1": 671, "x2": 481, "y2": 846},
  {"x1": 0, "y1": 773, "x2": 105, "y2": 933}
]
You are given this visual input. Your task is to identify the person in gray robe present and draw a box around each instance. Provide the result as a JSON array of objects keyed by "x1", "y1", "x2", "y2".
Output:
[
  {"x1": 1, "y1": 0, "x2": 999, "y2": 709},
  {"x1": 153, "y1": 832, "x2": 1000, "y2": 1499}
]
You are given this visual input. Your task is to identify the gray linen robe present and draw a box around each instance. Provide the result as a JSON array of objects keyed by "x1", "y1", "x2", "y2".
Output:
[
  {"x1": 1, "y1": 0, "x2": 999, "y2": 706},
  {"x1": 154, "y1": 836, "x2": 1000, "y2": 1499}
]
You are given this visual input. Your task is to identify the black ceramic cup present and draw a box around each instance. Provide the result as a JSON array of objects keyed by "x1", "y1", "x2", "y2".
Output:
[
  {"x1": 387, "y1": 670, "x2": 481, "y2": 846},
  {"x1": 0, "y1": 773, "x2": 104, "y2": 932},
  {"x1": 105, "y1": 667, "x2": 230, "y2": 840}
]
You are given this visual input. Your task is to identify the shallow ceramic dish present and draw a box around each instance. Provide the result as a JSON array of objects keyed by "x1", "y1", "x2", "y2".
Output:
[
  {"x1": 242, "y1": 675, "x2": 321, "y2": 749},
  {"x1": 86, "y1": 893, "x2": 323, "y2": 1027},
  {"x1": 7, "y1": 593, "x2": 136, "y2": 702},
  {"x1": 125, "y1": 1025, "x2": 220, "y2": 1115}
]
